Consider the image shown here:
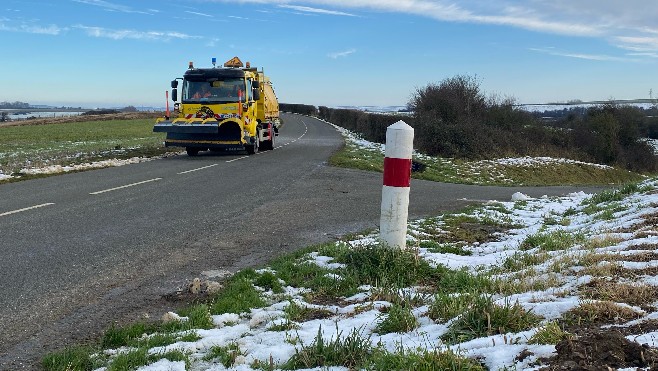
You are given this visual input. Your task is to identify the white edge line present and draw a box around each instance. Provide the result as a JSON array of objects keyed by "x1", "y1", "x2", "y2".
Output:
[
  {"x1": 226, "y1": 156, "x2": 249, "y2": 163},
  {"x1": 0, "y1": 203, "x2": 55, "y2": 217},
  {"x1": 90, "y1": 178, "x2": 162, "y2": 195},
  {"x1": 177, "y1": 164, "x2": 219, "y2": 174}
]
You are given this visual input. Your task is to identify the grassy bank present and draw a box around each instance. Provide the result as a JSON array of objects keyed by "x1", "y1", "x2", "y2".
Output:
[
  {"x1": 0, "y1": 118, "x2": 174, "y2": 180},
  {"x1": 0, "y1": 115, "x2": 649, "y2": 186},
  {"x1": 43, "y1": 179, "x2": 658, "y2": 370},
  {"x1": 329, "y1": 129, "x2": 646, "y2": 186}
]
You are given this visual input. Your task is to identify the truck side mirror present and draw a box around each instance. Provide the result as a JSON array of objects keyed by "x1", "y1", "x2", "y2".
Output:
[
  {"x1": 252, "y1": 81, "x2": 260, "y2": 89},
  {"x1": 253, "y1": 88, "x2": 260, "y2": 101},
  {"x1": 171, "y1": 80, "x2": 178, "y2": 89},
  {"x1": 172, "y1": 88, "x2": 178, "y2": 102}
]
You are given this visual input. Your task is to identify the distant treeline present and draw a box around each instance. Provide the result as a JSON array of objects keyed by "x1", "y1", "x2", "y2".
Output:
[
  {"x1": 281, "y1": 75, "x2": 658, "y2": 173},
  {"x1": 531, "y1": 105, "x2": 658, "y2": 120},
  {"x1": 0, "y1": 101, "x2": 30, "y2": 109}
]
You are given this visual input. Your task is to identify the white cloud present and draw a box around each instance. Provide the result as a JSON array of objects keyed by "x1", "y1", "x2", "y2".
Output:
[
  {"x1": 0, "y1": 20, "x2": 64, "y2": 35},
  {"x1": 328, "y1": 48, "x2": 356, "y2": 59},
  {"x1": 529, "y1": 47, "x2": 634, "y2": 62},
  {"x1": 212, "y1": 0, "x2": 658, "y2": 58},
  {"x1": 72, "y1": 0, "x2": 155, "y2": 15},
  {"x1": 185, "y1": 10, "x2": 213, "y2": 17},
  {"x1": 73, "y1": 25, "x2": 200, "y2": 41},
  {"x1": 278, "y1": 4, "x2": 357, "y2": 17}
]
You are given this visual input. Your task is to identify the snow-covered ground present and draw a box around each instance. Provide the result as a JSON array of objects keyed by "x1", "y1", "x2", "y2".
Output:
[
  {"x1": 69, "y1": 127, "x2": 658, "y2": 370},
  {"x1": 91, "y1": 177, "x2": 658, "y2": 371}
]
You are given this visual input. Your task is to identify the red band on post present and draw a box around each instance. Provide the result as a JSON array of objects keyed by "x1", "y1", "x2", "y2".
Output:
[{"x1": 383, "y1": 157, "x2": 412, "y2": 187}]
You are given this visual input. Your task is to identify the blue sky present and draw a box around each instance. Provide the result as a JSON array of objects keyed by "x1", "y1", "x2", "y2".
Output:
[{"x1": 1, "y1": 0, "x2": 657, "y2": 108}]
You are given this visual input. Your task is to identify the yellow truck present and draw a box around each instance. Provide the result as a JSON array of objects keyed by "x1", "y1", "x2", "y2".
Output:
[{"x1": 154, "y1": 57, "x2": 280, "y2": 156}]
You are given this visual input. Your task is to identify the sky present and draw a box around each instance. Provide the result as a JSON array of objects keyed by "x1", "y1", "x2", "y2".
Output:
[{"x1": 1, "y1": 0, "x2": 658, "y2": 108}]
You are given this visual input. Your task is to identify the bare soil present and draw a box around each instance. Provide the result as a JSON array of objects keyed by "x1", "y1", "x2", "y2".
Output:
[{"x1": 539, "y1": 328, "x2": 658, "y2": 370}]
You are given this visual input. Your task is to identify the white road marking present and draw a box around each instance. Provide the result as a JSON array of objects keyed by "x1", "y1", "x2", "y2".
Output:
[
  {"x1": 178, "y1": 164, "x2": 219, "y2": 174},
  {"x1": 89, "y1": 178, "x2": 162, "y2": 195},
  {"x1": 0, "y1": 203, "x2": 55, "y2": 217},
  {"x1": 226, "y1": 156, "x2": 249, "y2": 163}
]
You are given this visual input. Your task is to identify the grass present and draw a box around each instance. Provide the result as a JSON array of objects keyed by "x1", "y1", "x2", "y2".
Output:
[
  {"x1": 0, "y1": 118, "x2": 175, "y2": 178},
  {"x1": 562, "y1": 301, "x2": 642, "y2": 327},
  {"x1": 375, "y1": 304, "x2": 418, "y2": 334},
  {"x1": 211, "y1": 270, "x2": 268, "y2": 315},
  {"x1": 282, "y1": 326, "x2": 485, "y2": 370},
  {"x1": 203, "y1": 342, "x2": 243, "y2": 367},
  {"x1": 528, "y1": 321, "x2": 569, "y2": 345},
  {"x1": 441, "y1": 295, "x2": 543, "y2": 344},
  {"x1": 328, "y1": 138, "x2": 643, "y2": 186},
  {"x1": 520, "y1": 229, "x2": 586, "y2": 252},
  {"x1": 1, "y1": 114, "x2": 648, "y2": 188},
  {"x1": 41, "y1": 180, "x2": 658, "y2": 370}
]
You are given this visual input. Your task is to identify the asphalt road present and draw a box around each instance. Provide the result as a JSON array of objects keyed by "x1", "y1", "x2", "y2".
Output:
[{"x1": 0, "y1": 113, "x2": 606, "y2": 369}]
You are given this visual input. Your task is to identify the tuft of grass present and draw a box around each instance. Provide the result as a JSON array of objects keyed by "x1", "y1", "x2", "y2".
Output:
[
  {"x1": 442, "y1": 295, "x2": 542, "y2": 344},
  {"x1": 42, "y1": 346, "x2": 105, "y2": 371},
  {"x1": 580, "y1": 279, "x2": 658, "y2": 307},
  {"x1": 211, "y1": 271, "x2": 267, "y2": 315},
  {"x1": 367, "y1": 348, "x2": 486, "y2": 370},
  {"x1": 429, "y1": 292, "x2": 477, "y2": 323},
  {"x1": 375, "y1": 304, "x2": 418, "y2": 334},
  {"x1": 284, "y1": 300, "x2": 333, "y2": 323},
  {"x1": 584, "y1": 182, "x2": 650, "y2": 206},
  {"x1": 528, "y1": 321, "x2": 569, "y2": 345},
  {"x1": 520, "y1": 230, "x2": 585, "y2": 252},
  {"x1": 500, "y1": 251, "x2": 550, "y2": 272},
  {"x1": 254, "y1": 270, "x2": 284, "y2": 294},
  {"x1": 562, "y1": 300, "x2": 642, "y2": 326},
  {"x1": 178, "y1": 304, "x2": 214, "y2": 330},
  {"x1": 419, "y1": 240, "x2": 472, "y2": 256},
  {"x1": 107, "y1": 348, "x2": 149, "y2": 371},
  {"x1": 102, "y1": 322, "x2": 157, "y2": 349},
  {"x1": 203, "y1": 342, "x2": 243, "y2": 367},
  {"x1": 282, "y1": 327, "x2": 372, "y2": 370}
]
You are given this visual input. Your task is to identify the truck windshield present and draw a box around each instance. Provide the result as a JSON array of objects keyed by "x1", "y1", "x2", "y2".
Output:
[{"x1": 183, "y1": 79, "x2": 246, "y2": 103}]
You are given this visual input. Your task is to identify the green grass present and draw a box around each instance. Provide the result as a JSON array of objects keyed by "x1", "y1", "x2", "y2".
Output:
[
  {"x1": 281, "y1": 326, "x2": 484, "y2": 370},
  {"x1": 328, "y1": 139, "x2": 644, "y2": 186},
  {"x1": 211, "y1": 270, "x2": 267, "y2": 315},
  {"x1": 0, "y1": 118, "x2": 174, "y2": 179},
  {"x1": 520, "y1": 229, "x2": 586, "y2": 252},
  {"x1": 42, "y1": 346, "x2": 106, "y2": 371},
  {"x1": 375, "y1": 304, "x2": 418, "y2": 334},
  {"x1": 203, "y1": 342, "x2": 243, "y2": 367},
  {"x1": 441, "y1": 295, "x2": 543, "y2": 344},
  {"x1": 528, "y1": 321, "x2": 569, "y2": 345}
]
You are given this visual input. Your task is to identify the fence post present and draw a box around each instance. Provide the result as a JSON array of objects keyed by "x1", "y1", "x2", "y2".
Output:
[{"x1": 380, "y1": 120, "x2": 414, "y2": 248}]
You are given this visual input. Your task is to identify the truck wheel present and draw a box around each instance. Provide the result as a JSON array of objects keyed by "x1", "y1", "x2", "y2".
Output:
[
  {"x1": 186, "y1": 147, "x2": 200, "y2": 156},
  {"x1": 246, "y1": 136, "x2": 259, "y2": 154},
  {"x1": 261, "y1": 133, "x2": 274, "y2": 151}
]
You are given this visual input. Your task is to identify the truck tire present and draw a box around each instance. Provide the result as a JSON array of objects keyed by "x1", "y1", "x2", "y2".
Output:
[
  {"x1": 246, "y1": 136, "x2": 259, "y2": 154},
  {"x1": 246, "y1": 125, "x2": 262, "y2": 155},
  {"x1": 186, "y1": 147, "x2": 200, "y2": 156},
  {"x1": 261, "y1": 132, "x2": 274, "y2": 151}
]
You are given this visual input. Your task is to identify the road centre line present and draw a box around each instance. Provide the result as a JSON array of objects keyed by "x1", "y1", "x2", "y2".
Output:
[
  {"x1": 177, "y1": 164, "x2": 219, "y2": 174},
  {"x1": 89, "y1": 178, "x2": 162, "y2": 195},
  {"x1": 0, "y1": 203, "x2": 55, "y2": 217}
]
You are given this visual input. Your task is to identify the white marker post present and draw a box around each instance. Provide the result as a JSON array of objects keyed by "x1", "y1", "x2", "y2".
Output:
[{"x1": 380, "y1": 121, "x2": 414, "y2": 249}]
